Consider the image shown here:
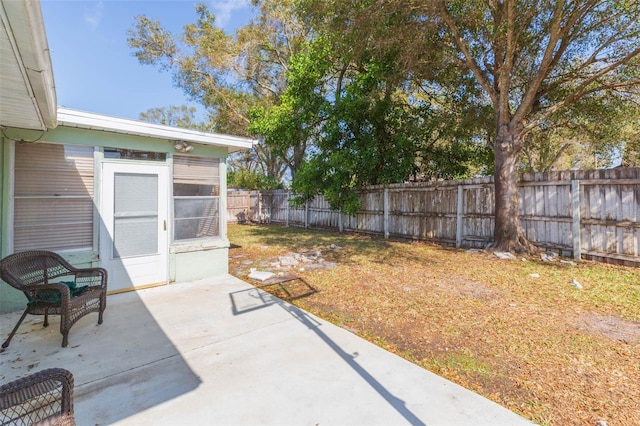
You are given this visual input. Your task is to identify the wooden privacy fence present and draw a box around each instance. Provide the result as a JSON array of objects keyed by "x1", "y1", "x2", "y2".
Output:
[
  {"x1": 228, "y1": 189, "x2": 260, "y2": 224},
  {"x1": 227, "y1": 168, "x2": 640, "y2": 267}
]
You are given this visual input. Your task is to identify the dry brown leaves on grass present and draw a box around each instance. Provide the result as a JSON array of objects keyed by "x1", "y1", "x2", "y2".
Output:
[{"x1": 228, "y1": 224, "x2": 640, "y2": 426}]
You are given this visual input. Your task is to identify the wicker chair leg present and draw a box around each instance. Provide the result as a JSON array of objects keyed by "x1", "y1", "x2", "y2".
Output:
[
  {"x1": 2, "y1": 309, "x2": 29, "y2": 350},
  {"x1": 59, "y1": 313, "x2": 70, "y2": 348}
]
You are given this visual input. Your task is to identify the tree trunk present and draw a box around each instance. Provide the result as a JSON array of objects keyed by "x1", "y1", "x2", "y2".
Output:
[
  {"x1": 493, "y1": 127, "x2": 539, "y2": 254},
  {"x1": 291, "y1": 142, "x2": 307, "y2": 180}
]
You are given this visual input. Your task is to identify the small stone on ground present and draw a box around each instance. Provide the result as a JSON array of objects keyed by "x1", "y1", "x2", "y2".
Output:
[
  {"x1": 494, "y1": 252, "x2": 517, "y2": 260},
  {"x1": 248, "y1": 270, "x2": 276, "y2": 281}
]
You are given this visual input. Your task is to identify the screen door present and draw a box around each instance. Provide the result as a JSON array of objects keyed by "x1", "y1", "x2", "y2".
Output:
[{"x1": 100, "y1": 162, "x2": 168, "y2": 292}]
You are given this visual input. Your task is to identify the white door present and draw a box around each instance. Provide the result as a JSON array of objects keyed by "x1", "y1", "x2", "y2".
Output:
[{"x1": 100, "y1": 163, "x2": 169, "y2": 292}]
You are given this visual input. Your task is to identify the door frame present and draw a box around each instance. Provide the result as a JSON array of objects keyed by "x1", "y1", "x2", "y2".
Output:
[{"x1": 100, "y1": 161, "x2": 170, "y2": 293}]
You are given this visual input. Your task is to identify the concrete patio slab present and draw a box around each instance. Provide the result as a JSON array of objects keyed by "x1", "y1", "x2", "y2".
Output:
[{"x1": 0, "y1": 275, "x2": 534, "y2": 425}]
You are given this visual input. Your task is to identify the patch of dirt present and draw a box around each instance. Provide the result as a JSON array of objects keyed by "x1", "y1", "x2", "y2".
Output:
[
  {"x1": 578, "y1": 313, "x2": 640, "y2": 344},
  {"x1": 434, "y1": 276, "x2": 500, "y2": 300}
]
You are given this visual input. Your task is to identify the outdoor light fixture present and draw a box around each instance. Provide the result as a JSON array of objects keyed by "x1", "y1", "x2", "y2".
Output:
[{"x1": 174, "y1": 141, "x2": 194, "y2": 153}]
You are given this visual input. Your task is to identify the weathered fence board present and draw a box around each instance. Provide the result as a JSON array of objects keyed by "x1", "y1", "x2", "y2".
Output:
[
  {"x1": 227, "y1": 189, "x2": 260, "y2": 223},
  {"x1": 228, "y1": 168, "x2": 640, "y2": 267}
]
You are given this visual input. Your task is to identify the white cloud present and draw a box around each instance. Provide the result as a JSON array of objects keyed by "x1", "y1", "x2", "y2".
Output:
[
  {"x1": 210, "y1": 0, "x2": 250, "y2": 29},
  {"x1": 84, "y1": 1, "x2": 104, "y2": 29}
]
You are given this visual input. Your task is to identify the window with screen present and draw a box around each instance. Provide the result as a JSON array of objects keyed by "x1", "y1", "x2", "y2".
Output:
[
  {"x1": 13, "y1": 143, "x2": 95, "y2": 252},
  {"x1": 173, "y1": 155, "x2": 220, "y2": 241}
]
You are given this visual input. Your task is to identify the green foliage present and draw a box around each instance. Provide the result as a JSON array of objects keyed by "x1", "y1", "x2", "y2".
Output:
[
  {"x1": 227, "y1": 168, "x2": 283, "y2": 190},
  {"x1": 295, "y1": 60, "x2": 418, "y2": 214},
  {"x1": 521, "y1": 62, "x2": 640, "y2": 172},
  {"x1": 622, "y1": 138, "x2": 640, "y2": 168},
  {"x1": 131, "y1": 0, "x2": 640, "y2": 229},
  {"x1": 139, "y1": 105, "x2": 206, "y2": 130},
  {"x1": 431, "y1": 0, "x2": 640, "y2": 152},
  {"x1": 253, "y1": 31, "x2": 491, "y2": 215},
  {"x1": 128, "y1": 16, "x2": 176, "y2": 67},
  {"x1": 127, "y1": 0, "x2": 306, "y2": 180},
  {"x1": 248, "y1": 38, "x2": 332, "y2": 177},
  {"x1": 522, "y1": 94, "x2": 640, "y2": 171}
]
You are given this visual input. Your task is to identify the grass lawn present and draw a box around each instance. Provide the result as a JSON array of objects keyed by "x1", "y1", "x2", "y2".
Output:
[{"x1": 228, "y1": 223, "x2": 640, "y2": 426}]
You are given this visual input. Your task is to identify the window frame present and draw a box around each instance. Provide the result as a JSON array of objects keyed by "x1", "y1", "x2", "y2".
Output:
[{"x1": 172, "y1": 155, "x2": 222, "y2": 243}]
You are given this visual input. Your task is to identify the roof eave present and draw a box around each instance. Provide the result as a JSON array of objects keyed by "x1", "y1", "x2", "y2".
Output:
[
  {"x1": 57, "y1": 108, "x2": 255, "y2": 153},
  {"x1": 0, "y1": 0, "x2": 57, "y2": 130}
]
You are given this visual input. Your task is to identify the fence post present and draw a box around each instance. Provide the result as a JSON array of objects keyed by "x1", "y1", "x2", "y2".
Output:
[
  {"x1": 456, "y1": 184, "x2": 464, "y2": 248},
  {"x1": 286, "y1": 191, "x2": 290, "y2": 227},
  {"x1": 247, "y1": 191, "x2": 252, "y2": 223},
  {"x1": 383, "y1": 186, "x2": 390, "y2": 239},
  {"x1": 572, "y1": 180, "x2": 581, "y2": 261},
  {"x1": 258, "y1": 192, "x2": 263, "y2": 224},
  {"x1": 267, "y1": 192, "x2": 272, "y2": 224},
  {"x1": 305, "y1": 200, "x2": 309, "y2": 228}
]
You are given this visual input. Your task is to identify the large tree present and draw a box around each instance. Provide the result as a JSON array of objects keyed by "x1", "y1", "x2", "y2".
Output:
[
  {"x1": 429, "y1": 0, "x2": 640, "y2": 252},
  {"x1": 252, "y1": 2, "x2": 492, "y2": 214},
  {"x1": 297, "y1": 0, "x2": 640, "y2": 252},
  {"x1": 127, "y1": 0, "x2": 306, "y2": 181},
  {"x1": 284, "y1": 48, "x2": 426, "y2": 214}
]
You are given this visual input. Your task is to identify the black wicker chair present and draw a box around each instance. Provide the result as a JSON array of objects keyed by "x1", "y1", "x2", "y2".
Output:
[
  {"x1": 0, "y1": 368, "x2": 75, "y2": 426},
  {"x1": 0, "y1": 250, "x2": 107, "y2": 349}
]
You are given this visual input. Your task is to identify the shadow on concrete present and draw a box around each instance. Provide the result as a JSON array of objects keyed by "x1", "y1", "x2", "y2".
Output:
[
  {"x1": 256, "y1": 274, "x2": 318, "y2": 300},
  {"x1": 1, "y1": 152, "x2": 202, "y2": 424},
  {"x1": 229, "y1": 275, "x2": 316, "y2": 314},
  {"x1": 0, "y1": 286, "x2": 201, "y2": 425},
  {"x1": 228, "y1": 286, "x2": 425, "y2": 426},
  {"x1": 229, "y1": 286, "x2": 279, "y2": 315}
]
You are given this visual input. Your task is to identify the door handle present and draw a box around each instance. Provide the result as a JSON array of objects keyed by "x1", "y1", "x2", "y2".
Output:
[{"x1": 163, "y1": 220, "x2": 167, "y2": 231}]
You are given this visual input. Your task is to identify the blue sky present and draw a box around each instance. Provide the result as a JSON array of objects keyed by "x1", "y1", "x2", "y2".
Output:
[{"x1": 40, "y1": 0, "x2": 254, "y2": 121}]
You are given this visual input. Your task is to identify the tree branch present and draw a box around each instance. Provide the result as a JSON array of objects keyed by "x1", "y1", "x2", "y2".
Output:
[
  {"x1": 524, "y1": 46, "x2": 640, "y2": 133},
  {"x1": 437, "y1": 1, "x2": 497, "y2": 105},
  {"x1": 513, "y1": 0, "x2": 568, "y2": 123}
]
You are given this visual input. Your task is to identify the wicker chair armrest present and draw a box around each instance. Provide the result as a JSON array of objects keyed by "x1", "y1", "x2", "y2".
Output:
[
  {"x1": 0, "y1": 368, "x2": 75, "y2": 425},
  {"x1": 26, "y1": 283, "x2": 72, "y2": 306},
  {"x1": 73, "y1": 267, "x2": 107, "y2": 289}
]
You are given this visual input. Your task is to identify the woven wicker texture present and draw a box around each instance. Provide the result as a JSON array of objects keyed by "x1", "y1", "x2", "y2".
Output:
[
  {"x1": 0, "y1": 368, "x2": 75, "y2": 426},
  {"x1": 0, "y1": 250, "x2": 107, "y2": 349}
]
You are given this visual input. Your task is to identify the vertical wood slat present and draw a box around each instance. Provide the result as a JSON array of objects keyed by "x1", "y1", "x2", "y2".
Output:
[
  {"x1": 456, "y1": 185, "x2": 464, "y2": 248},
  {"x1": 286, "y1": 192, "x2": 290, "y2": 226},
  {"x1": 572, "y1": 180, "x2": 581, "y2": 261},
  {"x1": 383, "y1": 187, "x2": 389, "y2": 239},
  {"x1": 228, "y1": 168, "x2": 639, "y2": 266}
]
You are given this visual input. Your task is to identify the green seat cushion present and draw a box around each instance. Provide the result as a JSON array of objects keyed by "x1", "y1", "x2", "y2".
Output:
[{"x1": 28, "y1": 281, "x2": 88, "y2": 305}]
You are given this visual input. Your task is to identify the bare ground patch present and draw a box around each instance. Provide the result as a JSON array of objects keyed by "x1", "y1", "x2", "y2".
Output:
[{"x1": 578, "y1": 313, "x2": 640, "y2": 344}]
